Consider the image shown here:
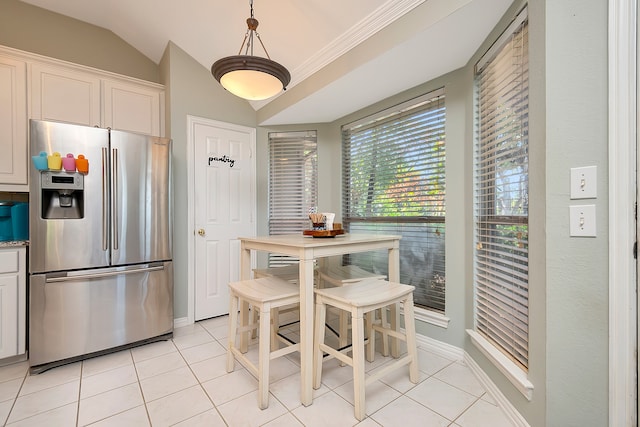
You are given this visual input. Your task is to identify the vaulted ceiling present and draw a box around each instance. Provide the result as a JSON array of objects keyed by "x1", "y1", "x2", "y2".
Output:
[{"x1": 21, "y1": 0, "x2": 514, "y2": 125}]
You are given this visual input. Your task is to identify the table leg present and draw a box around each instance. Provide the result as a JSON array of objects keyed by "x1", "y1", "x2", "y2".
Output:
[{"x1": 299, "y1": 258, "x2": 315, "y2": 406}]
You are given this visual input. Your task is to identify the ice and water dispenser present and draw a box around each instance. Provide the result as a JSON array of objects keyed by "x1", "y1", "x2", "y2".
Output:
[{"x1": 40, "y1": 171, "x2": 84, "y2": 219}]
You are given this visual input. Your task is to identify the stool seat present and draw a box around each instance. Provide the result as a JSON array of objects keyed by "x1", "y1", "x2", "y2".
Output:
[
  {"x1": 227, "y1": 277, "x2": 301, "y2": 409},
  {"x1": 317, "y1": 265, "x2": 387, "y2": 356},
  {"x1": 314, "y1": 278, "x2": 410, "y2": 307},
  {"x1": 317, "y1": 264, "x2": 385, "y2": 287},
  {"x1": 253, "y1": 264, "x2": 302, "y2": 282},
  {"x1": 313, "y1": 279, "x2": 419, "y2": 421},
  {"x1": 229, "y1": 276, "x2": 300, "y2": 303},
  {"x1": 252, "y1": 264, "x2": 308, "y2": 336}
]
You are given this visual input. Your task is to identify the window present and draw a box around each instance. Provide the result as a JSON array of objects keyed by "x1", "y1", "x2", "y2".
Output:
[
  {"x1": 474, "y1": 10, "x2": 529, "y2": 370},
  {"x1": 342, "y1": 89, "x2": 446, "y2": 311},
  {"x1": 268, "y1": 131, "x2": 318, "y2": 265}
]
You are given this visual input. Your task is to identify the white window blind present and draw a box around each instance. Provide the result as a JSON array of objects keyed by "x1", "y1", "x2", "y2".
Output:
[
  {"x1": 268, "y1": 131, "x2": 318, "y2": 265},
  {"x1": 342, "y1": 89, "x2": 446, "y2": 311},
  {"x1": 474, "y1": 9, "x2": 529, "y2": 369}
]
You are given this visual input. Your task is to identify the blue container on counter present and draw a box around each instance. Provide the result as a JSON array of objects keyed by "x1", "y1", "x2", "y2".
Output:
[
  {"x1": 0, "y1": 202, "x2": 13, "y2": 241},
  {"x1": 11, "y1": 203, "x2": 28, "y2": 241}
]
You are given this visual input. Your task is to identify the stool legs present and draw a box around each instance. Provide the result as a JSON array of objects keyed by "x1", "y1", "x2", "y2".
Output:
[
  {"x1": 403, "y1": 296, "x2": 419, "y2": 383},
  {"x1": 227, "y1": 278, "x2": 301, "y2": 410},
  {"x1": 227, "y1": 294, "x2": 276, "y2": 409},
  {"x1": 227, "y1": 293, "x2": 239, "y2": 373},
  {"x1": 240, "y1": 300, "x2": 251, "y2": 353},
  {"x1": 227, "y1": 296, "x2": 272, "y2": 409},
  {"x1": 258, "y1": 305, "x2": 272, "y2": 409},
  {"x1": 313, "y1": 285, "x2": 419, "y2": 422},
  {"x1": 352, "y1": 310, "x2": 366, "y2": 421},
  {"x1": 313, "y1": 299, "x2": 327, "y2": 390}
]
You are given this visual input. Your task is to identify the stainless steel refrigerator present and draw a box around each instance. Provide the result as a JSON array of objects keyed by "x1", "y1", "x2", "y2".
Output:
[{"x1": 28, "y1": 119, "x2": 173, "y2": 374}]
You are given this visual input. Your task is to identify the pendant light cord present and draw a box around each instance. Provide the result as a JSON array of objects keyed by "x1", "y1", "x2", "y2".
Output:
[{"x1": 236, "y1": 0, "x2": 272, "y2": 59}]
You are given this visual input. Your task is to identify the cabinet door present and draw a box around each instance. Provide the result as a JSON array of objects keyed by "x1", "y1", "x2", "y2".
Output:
[
  {"x1": 31, "y1": 63, "x2": 101, "y2": 127},
  {"x1": 0, "y1": 274, "x2": 18, "y2": 359},
  {"x1": 0, "y1": 56, "x2": 27, "y2": 185},
  {"x1": 0, "y1": 247, "x2": 25, "y2": 360},
  {"x1": 103, "y1": 80, "x2": 162, "y2": 136}
]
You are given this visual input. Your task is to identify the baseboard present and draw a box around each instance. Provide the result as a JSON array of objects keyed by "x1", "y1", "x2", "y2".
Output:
[
  {"x1": 464, "y1": 353, "x2": 531, "y2": 427},
  {"x1": 415, "y1": 333, "x2": 529, "y2": 427},
  {"x1": 415, "y1": 333, "x2": 464, "y2": 361},
  {"x1": 173, "y1": 316, "x2": 190, "y2": 329}
]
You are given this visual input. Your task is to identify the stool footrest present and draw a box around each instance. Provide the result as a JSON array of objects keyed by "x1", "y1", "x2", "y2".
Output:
[
  {"x1": 230, "y1": 347, "x2": 259, "y2": 379},
  {"x1": 372, "y1": 324, "x2": 405, "y2": 341},
  {"x1": 271, "y1": 343, "x2": 300, "y2": 359},
  {"x1": 365, "y1": 355, "x2": 412, "y2": 386},
  {"x1": 319, "y1": 342, "x2": 353, "y2": 367}
]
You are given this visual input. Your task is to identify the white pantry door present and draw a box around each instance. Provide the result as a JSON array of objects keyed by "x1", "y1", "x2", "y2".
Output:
[{"x1": 193, "y1": 119, "x2": 255, "y2": 320}]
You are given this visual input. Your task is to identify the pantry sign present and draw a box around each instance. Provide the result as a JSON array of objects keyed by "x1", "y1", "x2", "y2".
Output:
[{"x1": 207, "y1": 155, "x2": 235, "y2": 168}]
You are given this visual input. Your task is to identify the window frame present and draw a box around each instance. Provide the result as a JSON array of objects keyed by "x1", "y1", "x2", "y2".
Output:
[
  {"x1": 267, "y1": 130, "x2": 318, "y2": 266},
  {"x1": 341, "y1": 88, "x2": 447, "y2": 313},
  {"x1": 468, "y1": 6, "x2": 534, "y2": 400}
]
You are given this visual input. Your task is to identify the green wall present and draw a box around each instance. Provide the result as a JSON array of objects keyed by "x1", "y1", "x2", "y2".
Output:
[
  {"x1": 542, "y1": 0, "x2": 609, "y2": 425},
  {"x1": 325, "y1": 0, "x2": 610, "y2": 425},
  {"x1": 0, "y1": 0, "x2": 159, "y2": 82},
  {"x1": 159, "y1": 42, "x2": 257, "y2": 318}
]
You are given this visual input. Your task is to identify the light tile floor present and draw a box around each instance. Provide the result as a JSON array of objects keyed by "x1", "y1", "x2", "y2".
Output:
[{"x1": 0, "y1": 315, "x2": 516, "y2": 426}]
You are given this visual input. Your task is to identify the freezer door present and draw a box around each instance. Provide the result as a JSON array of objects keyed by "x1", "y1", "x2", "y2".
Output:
[
  {"x1": 29, "y1": 262, "x2": 174, "y2": 369},
  {"x1": 110, "y1": 130, "x2": 172, "y2": 265},
  {"x1": 29, "y1": 120, "x2": 110, "y2": 273}
]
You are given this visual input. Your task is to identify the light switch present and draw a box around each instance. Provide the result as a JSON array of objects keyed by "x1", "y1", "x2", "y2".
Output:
[
  {"x1": 570, "y1": 166, "x2": 597, "y2": 199},
  {"x1": 569, "y1": 205, "x2": 596, "y2": 237}
]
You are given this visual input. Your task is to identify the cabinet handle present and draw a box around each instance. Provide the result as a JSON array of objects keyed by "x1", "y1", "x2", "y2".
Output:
[{"x1": 102, "y1": 147, "x2": 108, "y2": 251}]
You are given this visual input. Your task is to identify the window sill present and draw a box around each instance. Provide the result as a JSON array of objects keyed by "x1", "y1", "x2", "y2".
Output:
[
  {"x1": 412, "y1": 306, "x2": 450, "y2": 328},
  {"x1": 466, "y1": 329, "x2": 534, "y2": 400}
]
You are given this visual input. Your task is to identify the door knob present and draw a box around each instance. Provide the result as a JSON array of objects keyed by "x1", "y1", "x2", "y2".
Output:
[{"x1": 197, "y1": 229, "x2": 205, "y2": 236}]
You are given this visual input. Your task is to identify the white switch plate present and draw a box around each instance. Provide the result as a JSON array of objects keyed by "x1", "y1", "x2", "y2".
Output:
[
  {"x1": 570, "y1": 166, "x2": 597, "y2": 199},
  {"x1": 569, "y1": 205, "x2": 596, "y2": 237}
]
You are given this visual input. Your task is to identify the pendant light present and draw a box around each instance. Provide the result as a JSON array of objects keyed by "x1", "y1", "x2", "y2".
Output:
[{"x1": 211, "y1": 0, "x2": 291, "y2": 101}]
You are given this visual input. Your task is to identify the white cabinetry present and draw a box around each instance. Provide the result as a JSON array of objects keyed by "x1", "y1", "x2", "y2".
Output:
[
  {"x1": 30, "y1": 62, "x2": 164, "y2": 136},
  {"x1": 103, "y1": 80, "x2": 163, "y2": 136},
  {"x1": 30, "y1": 62, "x2": 101, "y2": 127},
  {"x1": 0, "y1": 246, "x2": 26, "y2": 360},
  {"x1": 0, "y1": 55, "x2": 28, "y2": 188}
]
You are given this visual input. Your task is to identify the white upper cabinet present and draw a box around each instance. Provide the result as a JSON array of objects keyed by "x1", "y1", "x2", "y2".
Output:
[
  {"x1": 103, "y1": 80, "x2": 162, "y2": 136},
  {"x1": 30, "y1": 61, "x2": 164, "y2": 136},
  {"x1": 0, "y1": 55, "x2": 28, "y2": 187},
  {"x1": 30, "y1": 62, "x2": 101, "y2": 127}
]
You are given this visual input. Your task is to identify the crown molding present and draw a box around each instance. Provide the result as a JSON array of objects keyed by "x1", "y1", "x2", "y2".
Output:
[{"x1": 251, "y1": 0, "x2": 426, "y2": 109}]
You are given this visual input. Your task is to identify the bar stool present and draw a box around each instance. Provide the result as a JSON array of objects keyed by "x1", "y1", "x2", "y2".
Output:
[
  {"x1": 253, "y1": 264, "x2": 301, "y2": 282},
  {"x1": 317, "y1": 264, "x2": 387, "y2": 354},
  {"x1": 317, "y1": 264, "x2": 386, "y2": 288},
  {"x1": 252, "y1": 264, "x2": 309, "y2": 338},
  {"x1": 227, "y1": 277, "x2": 301, "y2": 409},
  {"x1": 313, "y1": 279, "x2": 419, "y2": 421}
]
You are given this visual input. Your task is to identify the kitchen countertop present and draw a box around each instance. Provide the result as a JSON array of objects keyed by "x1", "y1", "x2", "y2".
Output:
[{"x1": 0, "y1": 241, "x2": 29, "y2": 247}]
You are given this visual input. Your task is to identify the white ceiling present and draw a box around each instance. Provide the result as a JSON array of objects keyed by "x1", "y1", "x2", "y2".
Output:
[{"x1": 20, "y1": 0, "x2": 513, "y2": 125}]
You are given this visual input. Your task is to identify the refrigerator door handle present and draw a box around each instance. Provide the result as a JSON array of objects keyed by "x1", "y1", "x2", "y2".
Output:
[
  {"x1": 45, "y1": 264, "x2": 165, "y2": 283},
  {"x1": 112, "y1": 147, "x2": 119, "y2": 251},
  {"x1": 102, "y1": 147, "x2": 109, "y2": 251}
]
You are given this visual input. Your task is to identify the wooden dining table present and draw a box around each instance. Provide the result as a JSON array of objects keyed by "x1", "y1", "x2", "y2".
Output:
[{"x1": 238, "y1": 233, "x2": 401, "y2": 407}]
